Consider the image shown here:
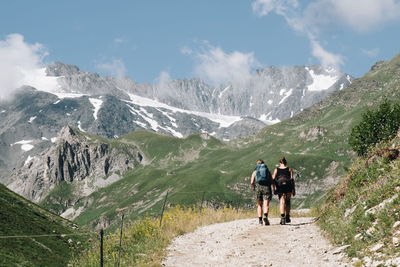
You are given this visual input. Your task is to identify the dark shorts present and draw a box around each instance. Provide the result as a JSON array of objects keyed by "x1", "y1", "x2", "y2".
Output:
[
  {"x1": 255, "y1": 184, "x2": 272, "y2": 202},
  {"x1": 276, "y1": 185, "x2": 293, "y2": 195}
]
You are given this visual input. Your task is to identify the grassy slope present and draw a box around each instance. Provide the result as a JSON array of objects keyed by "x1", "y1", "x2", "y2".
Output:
[
  {"x1": 0, "y1": 183, "x2": 88, "y2": 267},
  {"x1": 318, "y1": 135, "x2": 400, "y2": 265},
  {"x1": 54, "y1": 53, "x2": 400, "y2": 230}
]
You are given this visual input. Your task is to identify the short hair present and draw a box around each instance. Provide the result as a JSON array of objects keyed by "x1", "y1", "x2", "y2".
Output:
[
  {"x1": 279, "y1": 157, "x2": 287, "y2": 165},
  {"x1": 257, "y1": 159, "x2": 264, "y2": 164}
]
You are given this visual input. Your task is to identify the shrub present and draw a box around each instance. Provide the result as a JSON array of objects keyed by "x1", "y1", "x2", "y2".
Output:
[{"x1": 349, "y1": 100, "x2": 400, "y2": 156}]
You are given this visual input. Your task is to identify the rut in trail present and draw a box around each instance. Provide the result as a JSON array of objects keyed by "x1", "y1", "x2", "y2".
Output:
[{"x1": 163, "y1": 217, "x2": 350, "y2": 267}]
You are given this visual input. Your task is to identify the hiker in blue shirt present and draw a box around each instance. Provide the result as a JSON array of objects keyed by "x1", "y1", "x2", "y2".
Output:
[{"x1": 250, "y1": 159, "x2": 272, "y2": 225}]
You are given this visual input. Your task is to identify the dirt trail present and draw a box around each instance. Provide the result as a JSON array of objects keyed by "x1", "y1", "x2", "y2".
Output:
[{"x1": 163, "y1": 217, "x2": 350, "y2": 266}]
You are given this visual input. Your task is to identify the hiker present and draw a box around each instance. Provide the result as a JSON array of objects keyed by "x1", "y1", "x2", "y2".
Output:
[
  {"x1": 250, "y1": 159, "x2": 272, "y2": 225},
  {"x1": 272, "y1": 157, "x2": 296, "y2": 225}
]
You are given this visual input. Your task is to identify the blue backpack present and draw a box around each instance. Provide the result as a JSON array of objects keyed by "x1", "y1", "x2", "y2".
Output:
[{"x1": 255, "y1": 163, "x2": 271, "y2": 186}]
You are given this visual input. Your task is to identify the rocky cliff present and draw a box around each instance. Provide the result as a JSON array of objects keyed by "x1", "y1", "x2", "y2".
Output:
[{"x1": 8, "y1": 126, "x2": 143, "y2": 204}]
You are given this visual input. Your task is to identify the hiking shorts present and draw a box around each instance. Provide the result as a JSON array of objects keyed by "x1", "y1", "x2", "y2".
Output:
[{"x1": 255, "y1": 184, "x2": 272, "y2": 202}]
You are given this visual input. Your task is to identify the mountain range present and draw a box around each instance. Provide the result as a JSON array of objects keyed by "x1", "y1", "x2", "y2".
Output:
[{"x1": 0, "y1": 62, "x2": 351, "y2": 183}]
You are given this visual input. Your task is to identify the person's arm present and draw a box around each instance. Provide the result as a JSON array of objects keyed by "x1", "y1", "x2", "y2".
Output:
[
  {"x1": 251, "y1": 171, "x2": 256, "y2": 190},
  {"x1": 290, "y1": 168, "x2": 296, "y2": 196},
  {"x1": 272, "y1": 168, "x2": 277, "y2": 194}
]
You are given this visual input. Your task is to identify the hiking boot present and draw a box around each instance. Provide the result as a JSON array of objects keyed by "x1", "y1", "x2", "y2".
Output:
[
  {"x1": 259, "y1": 219, "x2": 263, "y2": 225},
  {"x1": 280, "y1": 217, "x2": 286, "y2": 225},
  {"x1": 263, "y1": 217, "x2": 270, "y2": 226},
  {"x1": 285, "y1": 214, "x2": 291, "y2": 223}
]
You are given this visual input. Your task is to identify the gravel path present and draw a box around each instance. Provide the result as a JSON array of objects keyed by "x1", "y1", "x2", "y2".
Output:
[{"x1": 163, "y1": 217, "x2": 350, "y2": 267}]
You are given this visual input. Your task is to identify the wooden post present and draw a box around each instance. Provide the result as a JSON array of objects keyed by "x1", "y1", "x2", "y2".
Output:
[
  {"x1": 159, "y1": 190, "x2": 169, "y2": 227},
  {"x1": 100, "y1": 229, "x2": 104, "y2": 267},
  {"x1": 117, "y1": 214, "x2": 124, "y2": 267}
]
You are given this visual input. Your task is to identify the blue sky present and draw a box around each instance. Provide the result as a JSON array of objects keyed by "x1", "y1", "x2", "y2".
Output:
[{"x1": 1, "y1": 0, "x2": 400, "y2": 87}]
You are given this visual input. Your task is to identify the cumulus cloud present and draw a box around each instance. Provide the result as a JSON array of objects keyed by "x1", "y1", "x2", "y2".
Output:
[
  {"x1": 252, "y1": 0, "x2": 400, "y2": 67},
  {"x1": 95, "y1": 58, "x2": 127, "y2": 78},
  {"x1": 184, "y1": 44, "x2": 260, "y2": 86},
  {"x1": 0, "y1": 34, "x2": 50, "y2": 100}
]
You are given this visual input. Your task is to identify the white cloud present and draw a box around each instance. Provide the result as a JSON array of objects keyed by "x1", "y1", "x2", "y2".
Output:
[
  {"x1": 310, "y1": 39, "x2": 344, "y2": 67},
  {"x1": 362, "y1": 48, "x2": 380, "y2": 58},
  {"x1": 185, "y1": 44, "x2": 260, "y2": 86},
  {"x1": 95, "y1": 58, "x2": 127, "y2": 78},
  {"x1": 303, "y1": 0, "x2": 400, "y2": 33},
  {"x1": 252, "y1": 0, "x2": 400, "y2": 67},
  {"x1": 0, "y1": 34, "x2": 49, "y2": 100},
  {"x1": 155, "y1": 71, "x2": 172, "y2": 87},
  {"x1": 180, "y1": 45, "x2": 193, "y2": 55},
  {"x1": 252, "y1": 0, "x2": 298, "y2": 16}
]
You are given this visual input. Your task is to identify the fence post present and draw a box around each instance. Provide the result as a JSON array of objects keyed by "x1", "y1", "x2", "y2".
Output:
[
  {"x1": 159, "y1": 190, "x2": 169, "y2": 227},
  {"x1": 117, "y1": 214, "x2": 125, "y2": 267},
  {"x1": 200, "y1": 191, "x2": 206, "y2": 210},
  {"x1": 100, "y1": 229, "x2": 104, "y2": 267}
]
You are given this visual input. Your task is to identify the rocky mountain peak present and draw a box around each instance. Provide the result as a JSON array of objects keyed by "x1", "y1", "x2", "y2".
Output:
[
  {"x1": 46, "y1": 62, "x2": 81, "y2": 77},
  {"x1": 58, "y1": 125, "x2": 84, "y2": 144}
]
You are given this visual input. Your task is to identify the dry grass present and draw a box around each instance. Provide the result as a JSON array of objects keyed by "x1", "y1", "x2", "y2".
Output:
[{"x1": 70, "y1": 206, "x2": 252, "y2": 266}]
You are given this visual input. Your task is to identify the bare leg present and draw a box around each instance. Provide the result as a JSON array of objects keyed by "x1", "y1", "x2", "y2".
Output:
[
  {"x1": 285, "y1": 193, "x2": 292, "y2": 215},
  {"x1": 280, "y1": 194, "x2": 286, "y2": 215},
  {"x1": 257, "y1": 200, "x2": 263, "y2": 217},
  {"x1": 263, "y1": 199, "x2": 270, "y2": 214}
]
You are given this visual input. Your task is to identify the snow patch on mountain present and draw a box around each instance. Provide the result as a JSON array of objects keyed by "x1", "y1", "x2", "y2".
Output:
[
  {"x1": 139, "y1": 107, "x2": 159, "y2": 131},
  {"x1": 13, "y1": 140, "x2": 34, "y2": 151},
  {"x1": 52, "y1": 92, "x2": 87, "y2": 99},
  {"x1": 219, "y1": 85, "x2": 231, "y2": 98},
  {"x1": 258, "y1": 114, "x2": 280, "y2": 124},
  {"x1": 28, "y1": 116, "x2": 37, "y2": 123},
  {"x1": 279, "y1": 89, "x2": 293, "y2": 105},
  {"x1": 24, "y1": 155, "x2": 34, "y2": 166},
  {"x1": 127, "y1": 93, "x2": 242, "y2": 128},
  {"x1": 78, "y1": 121, "x2": 86, "y2": 132},
  {"x1": 306, "y1": 67, "x2": 338, "y2": 91},
  {"x1": 89, "y1": 98, "x2": 103, "y2": 120}
]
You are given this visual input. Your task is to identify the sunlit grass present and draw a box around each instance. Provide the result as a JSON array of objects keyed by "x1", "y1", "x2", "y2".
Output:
[{"x1": 70, "y1": 206, "x2": 253, "y2": 266}]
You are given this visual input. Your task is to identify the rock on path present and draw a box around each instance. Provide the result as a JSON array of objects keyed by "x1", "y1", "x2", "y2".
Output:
[{"x1": 163, "y1": 217, "x2": 350, "y2": 266}]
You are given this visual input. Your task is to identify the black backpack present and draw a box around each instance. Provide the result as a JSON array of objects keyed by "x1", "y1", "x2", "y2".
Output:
[{"x1": 275, "y1": 169, "x2": 292, "y2": 191}]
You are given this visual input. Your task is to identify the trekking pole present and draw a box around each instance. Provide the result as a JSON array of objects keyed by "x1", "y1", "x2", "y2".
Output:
[
  {"x1": 100, "y1": 229, "x2": 104, "y2": 267},
  {"x1": 200, "y1": 191, "x2": 206, "y2": 210},
  {"x1": 159, "y1": 190, "x2": 169, "y2": 227},
  {"x1": 117, "y1": 214, "x2": 124, "y2": 267}
]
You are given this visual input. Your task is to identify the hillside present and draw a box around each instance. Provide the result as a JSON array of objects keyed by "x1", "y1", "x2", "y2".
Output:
[
  {"x1": 0, "y1": 183, "x2": 88, "y2": 266},
  {"x1": 318, "y1": 131, "x2": 400, "y2": 266}
]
